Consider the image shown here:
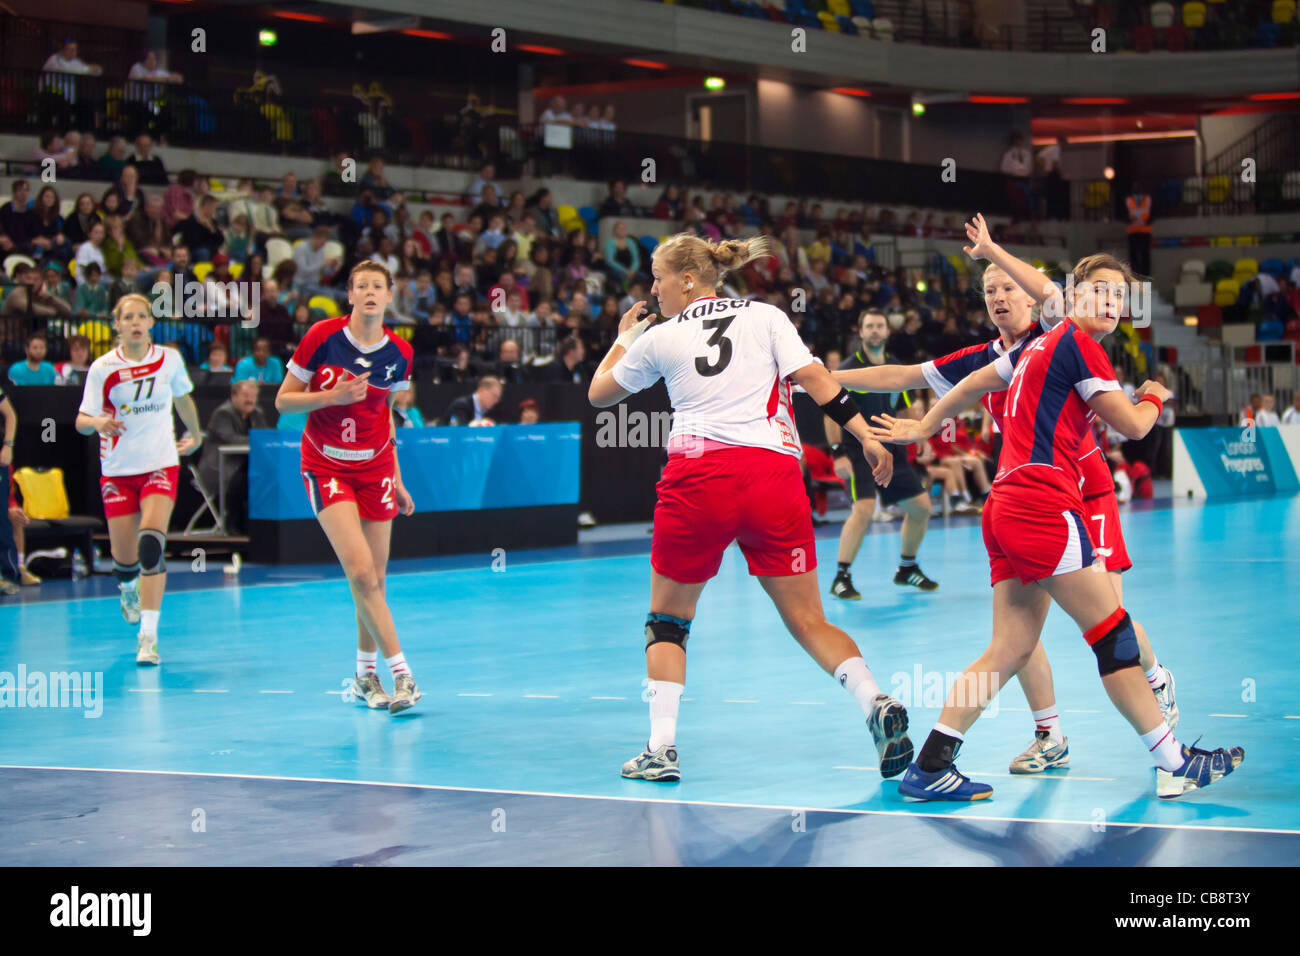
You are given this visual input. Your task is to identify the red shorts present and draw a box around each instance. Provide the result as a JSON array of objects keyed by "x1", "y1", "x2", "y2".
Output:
[
  {"x1": 1081, "y1": 492, "x2": 1132, "y2": 573},
  {"x1": 100, "y1": 466, "x2": 179, "y2": 519},
  {"x1": 983, "y1": 491, "x2": 1097, "y2": 586},
  {"x1": 302, "y1": 456, "x2": 398, "y2": 522},
  {"x1": 651, "y1": 445, "x2": 815, "y2": 583}
]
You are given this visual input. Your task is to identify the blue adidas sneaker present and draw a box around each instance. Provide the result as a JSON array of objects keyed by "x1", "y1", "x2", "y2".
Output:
[
  {"x1": 1156, "y1": 742, "x2": 1244, "y2": 799},
  {"x1": 897, "y1": 762, "x2": 994, "y2": 802}
]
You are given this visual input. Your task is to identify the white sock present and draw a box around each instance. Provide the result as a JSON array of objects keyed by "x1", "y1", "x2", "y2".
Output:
[
  {"x1": 384, "y1": 652, "x2": 410, "y2": 679},
  {"x1": 1145, "y1": 660, "x2": 1164, "y2": 688},
  {"x1": 1031, "y1": 705, "x2": 1062, "y2": 741},
  {"x1": 356, "y1": 650, "x2": 378, "y2": 678},
  {"x1": 140, "y1": 609, "x2": 160, "y2": 637},
  {"x1": 934, "y1": 722, "x2": 965, "y2": 743},
  {"x1": 647, "y1": 680, "x2": 684, "y2": 750},
  {"x1": 1141, "y1": 723, "x2": 1182, "y2": 771},
  {"x1": 834, "y1": 657, "x2": 883, "y2": 718}
]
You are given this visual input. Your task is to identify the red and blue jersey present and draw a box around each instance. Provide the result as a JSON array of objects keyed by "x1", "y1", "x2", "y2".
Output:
[
  {"x1": 920, "y1": 318, "x2": 1113, "y2": 500},
  {"x1": 287, "y1": 316, "x2": 413, "y2": 473},
  {"x1": 989, "y1": 319, "x2": 1120, "y2": 509}
]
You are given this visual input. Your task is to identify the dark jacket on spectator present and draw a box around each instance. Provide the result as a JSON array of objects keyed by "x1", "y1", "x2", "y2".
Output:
[
  {"x1": 178, "y1": 216, "x2": 225, "y2": 255},
  {"x1": 128, "y1": 155, "x2": 168, "y2": 186},
  {"x1": 442, "y1": 393, "x2": 494, "y2": 425},
  {"x1": 197, "y1": 399, "x2": 268, "y2": 493}
]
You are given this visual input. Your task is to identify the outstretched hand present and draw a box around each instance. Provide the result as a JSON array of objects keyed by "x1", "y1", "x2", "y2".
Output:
[{"x1": 962, "y1": 212, "x2": 996, "y2": 262}]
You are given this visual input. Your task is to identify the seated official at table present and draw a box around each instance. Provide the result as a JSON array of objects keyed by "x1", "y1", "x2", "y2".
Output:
[
  {"x1": 197, "y1": 379, "x2": 267, "y2": 533},
  {"x1": 393, "y1": 383, "x2": 425, "y2": 427},
  {"x1": 442, "y1": 374, "x2": 503, "y2": 426}
]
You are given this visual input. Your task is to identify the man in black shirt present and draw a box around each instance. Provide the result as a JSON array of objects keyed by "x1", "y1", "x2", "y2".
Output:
[
  {"x1": 197, "y1": 380, "x2": 268, "y2": 533},
  {"x1": 827, "y1": 310, "x2": 939, "y2": 599}
]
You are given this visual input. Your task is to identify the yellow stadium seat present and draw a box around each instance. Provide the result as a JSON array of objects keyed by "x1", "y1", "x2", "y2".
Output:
[
  {"x1": 946, "y1": 254, "x2": 968, "y2": 276},
  {"x1": 1084, "y1": 181, "x2": 1110, "y2": 209},
  {"x1": 1210, "y1": 236, "x2": 1234, "y2": 247},
  {"x1": 308, "y1": 295, "x2": 341, "y2": 317},
  {"x1": 13, "y1": 468, "x2": 72, "y2": 520},
  {"x1": 828, "y1": 0, "x2": 851, "y2": 15},
  {"x1": 1031, "y1": 258, "x2": 1047, "y2": 270},
  {"x1": 1273, "y1": 0, "x2": 1296, "y2": 24},
  {"x1": 1233, "y1": 258, "x2": 1259, "y2": 279},
  {"x1": 1205, "y1": 175, "x2": 1230, "y2": 203},
  {"x1": 1213, "y1": 278, "x2": 1239, "y2": 306},
  {"x1": 1234, "y1": 236, "x2": 1257, "y2": 246},
  {"x1": 228, "y1": 262, "x2": 244, "y2": 279},
  {"x1": 75, "y1": 320, "x2": 115, "y2": 357},
  {"x1": 556, "y1": 204, "x2": 578, "y2": 225},
  {"x1": 1183, "y1": 2, "x2": 1207, "y2": 27},
  {"x1": 68, "y1": 259, "x2": 76, "y2": 278},
  {"x1": 193, "y1": 261, "x2": 214, "y2": 281},
  {"x1": 817, "y1": 11, "x2": 840, "y2": 31},
  {"x1": 390, "y1": 325, "x2": 413, "y2": 341}
]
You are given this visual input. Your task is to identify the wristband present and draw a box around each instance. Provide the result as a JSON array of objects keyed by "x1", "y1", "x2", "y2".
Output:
[
  {"x1": 614, "y1": 317, "x2": 651, "y2": 351},
  {"x1": 820, "y1": 387, "x2": 859, "y2": 428},
  {"x1": 1138, "y1": 392, "x2": 1163, "y2": 416},
  {"x1": 829, "y1": 443, "x2": 845, "y2": 458}
]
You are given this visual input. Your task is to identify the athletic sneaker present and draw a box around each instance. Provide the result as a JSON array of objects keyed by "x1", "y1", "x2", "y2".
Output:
[
  {"x1": 1153, "y1": 666, "x2": 1179, "y2": 731},
  {"x1": 1156, "y1": 742, "x2": 1245, "y2": 799},
  {"x1": 388, "y1": 673, "x2": 422, "y2": 715},
  {"x1": 953, "y1": 501, "x2": 982, "y2": 515},
  {"x1": 1009, "y1": 731, "x2": 1070, "y2": 774},
  {"x1": 621, "y1": 744, "x2": 680, "y2": 781},
  {"x1": 894, "y1": 565, "x2": 939, "y2": 591},
  {"x1": 0, "y1": 579, "x2": 18, "y2": 596},
  {"x1": 351, "y1": 673, "x2": 392, "y2": 710},
  {"x1": 868, "y1": 694, "x2": 913, "y2": 779},
  {"x1": 19, "y1": 567, "x2": 41, "y2": 586},
  {"x1": 120, "y1": 578, "x2": 142, "y2": 624},
  {"x1": 898, "y1": 762, "x2": 993, "y2": 801},
  {"x1": 830, "y1": 570, "x2": 861, "y2": 600},
  {"x1": 136, "y1": 633, "x2": 160, "y2": 666}
]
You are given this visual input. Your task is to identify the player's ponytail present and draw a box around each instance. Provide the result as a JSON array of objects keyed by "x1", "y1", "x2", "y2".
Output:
[{"x1": 654, "y1": 233, "x2": 776, "y2": 290}]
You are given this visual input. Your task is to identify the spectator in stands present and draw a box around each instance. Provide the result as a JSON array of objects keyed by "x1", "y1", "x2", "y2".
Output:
[
  {"x1": 72, "y1": 262, "x2": 108, "y2": 317},
  {"x1": 128, "y1": 133, "x2": 167, "y2": 186},
  {"x1": 503, "y1": 189, "x2": 527, "y2": 227},
  {"x1": 205, "y1": 254, "x2": 242, "y2": 317},
  {"x1": 8, "y1": 332, "x2": 58, "y2": 386},
  {"x1": 1240, "y1": 393, "x2": 1261, "y2": 427},
  {"x1": 108, "y1": 257, "x2": 140, "y2": 309},
  {"x1": 1, "y1": 264, "x2": 71, "y2": 319},
  {"x1": 497, "y1": 287, "x2": 536, "y2": 328},
  {"x1": 169, "y1": 244, "x2": 195, "y2": 289},
  {"x1": 1256, "y1": 395, "x2": 1282, "y2": 427},
  {"x1": 276, "y1": 192, "x2": 314, "y2": 242},
  {"x1": 543, "y1": 335, "x2": 587, "y2": 385},
  {"x1": 298, "y1": 178, "x2": 334, "y2": 232},
  {"x1": 202, "y1": 343, "x2": 232, "y2": 373},
  {"x1": 538, "y1": 96, "x2": 573, "y2": 126},
  {"x1": 475, "y1": 213, "x2": 508, "y2": 255},
  {"x1": 28, "y1": 185, "x2": 68, "y2": 261},
  {"x1": 1283, "y1": 394, "x2": 1300, "y2": 426},
  {"x1": 178, "y1": 195, "x2": 224, "y2": 261},
  {"x1": 54, "y1": 335, "x2": 92, "y2": 386},
  {"x1": 599, "y1": 180, "x2": 637, "y2": 218},
  {"x1": 104, "y1": 163, "x2": 144, "y2": 219},
  {"x1": 447, "y1": 292, "x2": 475, "y2": 344},
  {"x1": 494, "y1": 339, "x2": 524, "y2": 383},
  {"x1": 292, "y1": 225, "x2": 343, "y2": 302},
  {"x1": 0, "y1": 180, "x2": 34, "y2": 254},
  {"x1": 653, "y1": 184, "x2": 684, "y2": 221},
  {"x1": 42, "y1": 39, "x2": 102, "y2": 76},
  {"x1": 163, "y1": 169, "x2": 197, "y2": 228},
  {"x1": 472, "y1": 185, "x2": 504, "y2": 226},
  {"x1": 399, "y1": 269, "x2": 436, "y2": 323},
  {"x1": 443, "y1": 375, "x2": 503, "y2": 425},
  {"x1": 603, "y1": 220, "x2": 643, "y2": 289},
  {"x1": 196, "y1": 379, "x2": 265, "y2": 534},
  {"x1": 128, "y1": 49, "x2": 182, "y2": 84},
  {"x1": 518, "y1": 399, "x2": 541, "y2": 425},
  {"x1": 601, "y1": 104, "x2": 617, "y2": 134},
  {"x1": 41, "y1": 262, "x2": 72, "y2": 302},
  {"x1": 101, "y1": 214, "x2": 141, "y2": 279},
  {"x1": 96, "y1": 136, "x2": 129, "y2": 180},
  {"x1": 1000, "y1": 132, "x2": 1033, "y2": 222},
  {"x1": 63, "y1": 192, "x2": 100, "y2": 248},
  {"x1": 67, "y1": 133, "x2": 101, "y2": 180},
  {"x1": 392, "y1": 384, "x2": 425, "y2": 428},
  {"x1": 121, "y1": 194, "x2": 168, "y2": 269},
  {"x1": 1125, "y1": 182, "x2": 1153, "y2": 277},
  {"x1": 527, "y1": 188, "x2": 563, "y2": 238},
  {"x1": 233, "y1": 336, "x2": 285, "y2": 385},
  {"x1": 32, "y1": 131, "x2": 75, "y2": 169},
  {"x1": 73, "y1": 219, "x2": 107, "y2": 283},
  {"x1": 374, "y1": 236, "x2": 400, "y2": 277},
  {"x1": 359, "y1": 156, "x2": 392, "y2": 200},
  {"x1": 467, "y1": 163, "x2": 497, "y2": 204},
  {"x1": 240, "y1": 185, "x2": 283, "y2": 249}
]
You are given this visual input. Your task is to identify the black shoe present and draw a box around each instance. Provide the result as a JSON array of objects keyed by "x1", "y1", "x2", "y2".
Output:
[
  {"x1": 830, "y1": 570, "x2": 861, "y2": 600},
  {"x1": 894, "y1": 565, "x2": 938, "y2": 591}
]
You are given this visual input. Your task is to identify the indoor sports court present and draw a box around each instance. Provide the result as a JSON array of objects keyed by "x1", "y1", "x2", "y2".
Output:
[{"x1": 3, "y1": 494, "x2": 1297, "y2": 866}]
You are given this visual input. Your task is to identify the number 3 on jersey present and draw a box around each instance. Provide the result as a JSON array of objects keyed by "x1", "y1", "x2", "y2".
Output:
[{"x1": 695, "y1": 317, "x2": 735, "y2": 377}]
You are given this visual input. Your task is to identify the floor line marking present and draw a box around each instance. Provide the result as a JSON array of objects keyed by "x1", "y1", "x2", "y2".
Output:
[
  {"x1": 193, "y1": 689, "x2": 228, "y2": 694},
  {"x1": 2, "y1": 764, "x2": 1293, "y2": 837},
  {"x1": 1208, "y1": 714, "x2": 1247, "y2": 718},
  {"x1": 524, "y1": 694, "x2": 558, "y2": 699},
  {"x1": 127, "y1": 688, "x2": 162, "y2": 693}
]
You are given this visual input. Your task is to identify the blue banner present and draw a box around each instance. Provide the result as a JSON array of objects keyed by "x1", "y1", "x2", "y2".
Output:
[
  {"x1": 249, "y1": 424, "x2": 581, "y2": 520},
  {"x1": 1175, "y1": 426, "x2": 1300, "y2": 499}
]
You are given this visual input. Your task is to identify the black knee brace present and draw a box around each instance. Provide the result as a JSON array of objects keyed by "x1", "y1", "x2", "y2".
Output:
[
  {"x1": 138, "y1": 529, "x2": 167, "y2": 576},
  {"x1": 645, "y1": 612, "x2": 691, "y2": 652},
  {"x1": 1088, "y1": 609, "x2": 1140, "y2": 676}
]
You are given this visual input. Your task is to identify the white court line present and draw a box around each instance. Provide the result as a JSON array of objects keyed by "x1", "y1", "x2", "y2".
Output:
[
  {"x1": 1286, "y1": 716, "x2": 1300, "y2": 720},
  {"x1": 193, "y1": 689, "x2": 228, "y2": 694},
  {"x1": 833, "y1": 766, "x2": 1116, "y2": 782},
  {"x1": 457, "y1": 693, "x2": 492, "y2": 697},
  {"x1": 724, "y1": 699, "x2": 759, "y2": 704},
  {"x1": 524, "y1": 694, "x2": 558, "y2": 699},
  {"x1": 1209, "y1": 714, "x2": 1247, "y2": 718},
  {"x1": 590, "y1": 696, "x2": 626, "y2": 701},
  {"x1": 127, "y1": 688, "x2": 162, "y2": 693},
  {"x1": 259, "y1": 690, "x2": 294, "y2": 695},
  {"x1": 2, "y1": 763, "x2": 1294, "y2": 836}
]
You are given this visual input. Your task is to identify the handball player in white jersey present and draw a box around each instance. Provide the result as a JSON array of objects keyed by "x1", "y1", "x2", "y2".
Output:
[
  {"x1": 589, "y1": 233, "x2": 913, "y2": 782},
  {"x1": 76, "y1": 293, "x2": 204, "y2": 665}
]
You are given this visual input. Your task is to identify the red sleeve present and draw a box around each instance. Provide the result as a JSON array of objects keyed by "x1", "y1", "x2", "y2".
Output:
[{"x1": 288, "y1": 318, "x2": 336, "y2": 381}]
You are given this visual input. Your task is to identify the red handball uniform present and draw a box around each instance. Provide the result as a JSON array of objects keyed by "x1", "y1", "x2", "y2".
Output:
[
  {"x1": 921, "y1": 319, "x2": 1131, "y2": 574},
  {"x1": 287, "y1": 317, "x2": 413, "y2": 521},
  {"x1": 980, "y1": 320, "x2": 1123, "y2": 585}
]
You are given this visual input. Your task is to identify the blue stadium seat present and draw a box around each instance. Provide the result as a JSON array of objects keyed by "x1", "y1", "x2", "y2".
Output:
[
  {"x1": 1260, "y1": 258, "x2": 1286, "y2": 277},
  {"x1": 639, "y1": 235, "x2": 659, "y2": 255},
  {"x1": 838, "y1": 16, "x2": 858, "y2": 33},
  {"x1": 578, "y1": 206, "x2": 598, "y2": 231},
  {"x1": 1257, "y1": 22, "x2": 1280, "y2": 47},
  {"x1": 850, "y1": 0, "x2": 874, "y2": 16}
]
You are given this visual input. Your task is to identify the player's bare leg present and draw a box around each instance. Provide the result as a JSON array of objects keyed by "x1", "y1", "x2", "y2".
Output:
[
  {"x1": 759, "y1": 570, "x2": 913, "y2": 777},
  {"x1": 347, "y1": 518, "x2": 396, "y2": 709},
  {"x1": 1112, "y1": 571, "x2": 1177, "y2": 727},
  {"x1": 894, "y1": 493, "x2": 939, "y2": 591},
  {"x1": 107, "y1": 511, "x2": 143, "y2": 621},
  {"x1": 317, "y1": 502, "x2": 417, "y2": 714},
  {"x1": 129, "y1": 494, "x2": 174, "y2": 665},
  {"x1": 830, "y1": 496, "x2": 873, "y2": 600},
  {"x1": 1010, "y1": 640, "x2": 1069, "y2": 773}
]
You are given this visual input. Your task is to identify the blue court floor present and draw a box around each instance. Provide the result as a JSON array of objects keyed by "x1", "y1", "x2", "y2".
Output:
[{"x1": 2, "y1": 496, "x2": 1298, "y2": 866}]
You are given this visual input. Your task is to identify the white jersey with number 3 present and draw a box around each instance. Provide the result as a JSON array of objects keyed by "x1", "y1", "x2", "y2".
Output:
[
  {"x1": 78, "y1": 345, "x2": 194, "y2": 476},
  {"x1": 612, "y1": 297, "x2": 812, "y2": 457}
]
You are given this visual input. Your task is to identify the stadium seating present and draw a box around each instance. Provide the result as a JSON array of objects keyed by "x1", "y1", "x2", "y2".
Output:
[
  {"x1": 1151, "y1": 2, "x2": 1175, "y2": 29},
  {"x1": 1174, "y1": 278, "x2": 1214, "y2": 307},
  {"x1": 308, "y1": 295, "x2": 342, "y2": 317},
  {"x1": 4, "y1": 254, "x2": 35, "y2": 278},
  {"x1": 1183, "y1": 2, "x2": 1207, "y2": 28},
  {"x1": 1213, "y1": 277, "x2": 1240, "y2": 306}
]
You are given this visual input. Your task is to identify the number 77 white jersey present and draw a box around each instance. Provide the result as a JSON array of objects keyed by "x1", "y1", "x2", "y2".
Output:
[
  {"x1": 78, "y1": 345, "x2": 194, "y2": 477},
  {"x1": 612, "y1": 297, "x2": 813, "y2": 458}
]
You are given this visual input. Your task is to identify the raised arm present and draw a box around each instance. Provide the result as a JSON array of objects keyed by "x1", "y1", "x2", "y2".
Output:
[
  {"x1": 964, "y1": 212, "x2": 1064, "y2": 321},
  {"x1": 869, "y1": 361, "x2": 1008, "y2": 444},
  {"x1": 833, "y1": 363, "x2": 928, "y2": 394},
  {"x1": 1088, "y1": 380, "x2": 1168, "y2": 440},
  {"x1": 589, "y1": 300, "x2": 655, "y2": 408}
]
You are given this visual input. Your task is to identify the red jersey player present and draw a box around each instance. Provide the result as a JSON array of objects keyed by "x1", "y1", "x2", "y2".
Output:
[
  {"x1": 834, "y1": 223, "x2": 1178, "y2": 775},
  {"x1": 588, "y1": 232, "x2": 913, "y2": 785},
  {"x1": 871, "y1": 241, "x2": 1243, "y2": 801},
  {"x1": 75, "y1": 293, "x2": 204, "y2": 665},
  {"x1": 274, "y1": 260, "x2": 420, "y2": 715}
]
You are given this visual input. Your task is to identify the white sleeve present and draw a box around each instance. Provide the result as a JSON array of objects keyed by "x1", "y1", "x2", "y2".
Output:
[
  {"x1": 768, "y1": 306, "x2": 815, "y2": 380},
  {"x1": 78, "y1": 362, "x2": 105, "y2": 417},
  {"x1": 920, "y1": 360, "x2": 953, "y2": 397},
  {"x1": 611, "y1": 330, "x2": 659, "y2": 394},
  {"x1": 169, "y1": 351, "x2": 194, "y2": 398},
  {"x1": 992, "y1": 352, "x2": 1016, "y2": 383}
]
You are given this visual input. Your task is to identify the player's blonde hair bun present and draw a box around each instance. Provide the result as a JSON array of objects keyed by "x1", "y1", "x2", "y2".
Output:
[{"x1": 654, "y1": 233, "x2": 776, "y2": 288}]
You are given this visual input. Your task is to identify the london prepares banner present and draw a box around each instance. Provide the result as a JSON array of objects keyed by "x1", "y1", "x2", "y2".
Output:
[{"x1": 1172, "y1": 426, "x2": 1300, "y2": 499}]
